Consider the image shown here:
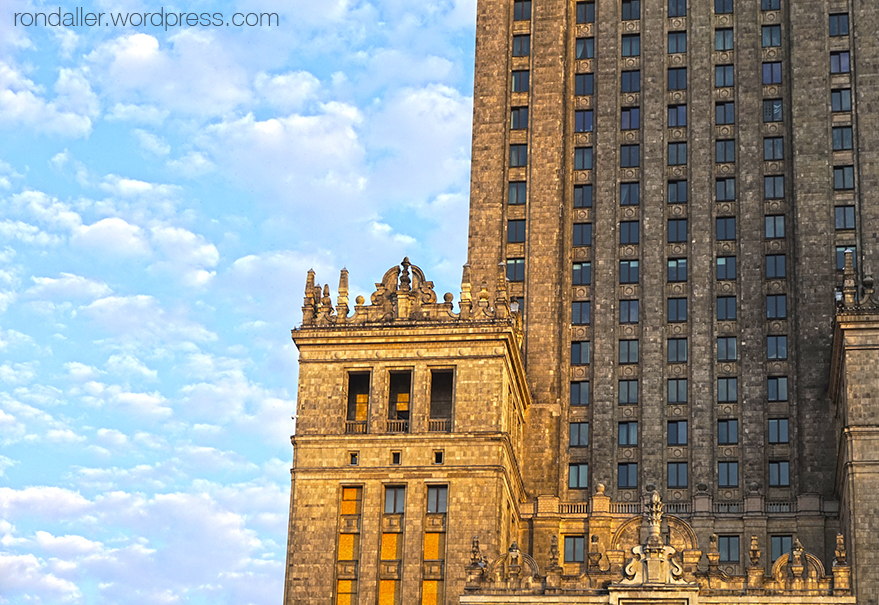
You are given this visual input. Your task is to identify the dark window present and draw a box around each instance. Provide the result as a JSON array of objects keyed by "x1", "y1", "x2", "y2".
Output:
[
  {"x1": 347, "y1": 372, "x2": 370, "y2": 423},
  {"x1": 668, "y1": 105, "x2": 687, "y2": 127},
  {"x1": 570, "y1": 422, "x2": 589, "y2": 447},
  {"x1": 717, "y1": 256, "x2": 736, "y2": 280},
  {"x1": 762, "y1": 25, "x2": 781, "y2": 47},
  {"x1": 766, "y1": 254, "x2": 786, "y2": 278},
  {"x1": 576, "y1": 37, "x2": 595, "y2": 59},
  {"x1": 620, "y1": 221, "x2": 639, "y2": 244},
  {"x1": 715, "y1": 65, "x2": 734, "y2": 87},
  {"x1": 389, "y1": 371, "x2": 412, "y2": 421},
  {"x1": 668, "y1": 258, "x2": 687, "y2": 282},
  {"x1": 833, "y1": 126, "x2": 853, "y2": 150},
  {"x1": 514, "y1": 0, "x2": 532, "y2": 20},
  {"x1": 716, "y1": 140, "x2": 735, "y2": 163},
  {"x1": 767, "y1": 335, "x2": 788, "y2": 360},
  {"x1": 717, "y1": 336, "x2": 737, "y2": 361},
  {"x1": 718, "y1": 461, "x2": 739, "y2": 487},
  {"x1": 576, "y1": 73, "x2": 595, "y2": 95},
  {"x1": 620, "y1": 299, "x2": 639, "y2": 324},
  {"x1": 510, "y1": 144, "x2": 528, "y2": 167},
  {"x1": 762, "y1": 0, "x2": 779, "y2": 9},
  {"x1": 669, "y1": 0, "x2": 687, "y2": 17},
  {"x1": 716, "y1": 178, "x2": 736, "y2": 201},
  {"x1": 510, "y1": 106, "x2": 529, "y2": 130},
  {"x1": 769, "y1": 418, "x2": 789, "y2": 442},
  {"x1": 621, "y1": 107, "x2": 640, "y2": 130},
  {"x1": 837, "y1": 246, "x2": 856, "y2": 270},
  {"x1": 619, "y1": 421, "x2": 638, "y2": 446},
  {"x1": 836, "y1": 206, "x2": 856, "y2": 229},
  {"x1": 668, "y1": 298, "x2": 688, "y2": 322},
  {"x1": 385, "y1": 486, "x2": 406, "y2": 513},
  {"x1": 719, "y1": 536, "x2": 740, "y2": 562},
  {"x1": 668, "y1": 338, "x2": 688, "y2": 363},
  {"x1": 668, "y1": 32, "x2": 687, "y2": 53},
  {"x1": 715, "y1": 28, "x2": 734, "y2": 50},
  {"x1": 571, "y1": 341, "x2": 591, "y2": 365},
  {"x1": 765, "y1": 215, "x2": 785, "y2": 238},
  {"x1": 834, "y1": 166, "x2": 855, "y2": 190},
  {"x1": 767, "y1": 295, "x2": 787, "y2": 319},
  {"x1": 769, "y1": 461, "x2": 790, "y2": 486},
  {"x1": 565, "y1": 536, "x2": 585, "y2": 562},
  {"x1": 575, "y1": 109, "x2": 594, "y2": 132},
  {"x1": 668, "y1": 219, "x2": 687, "y2": 243},
  {"x1": 622, "y1": 0, "x2": 640, "y2": 20},
  {"x1": 718, "y1": 419, "x2": 738, "y2": 444},
  {"x1": 668, "y1": 420, "x2": 688, "y2": 445},
  {"x1": 831, "y1": 51, "x2": 851, "y2": 74},
  {"x1": 832, "y1": 89, "x2": 852, "y2": 112},
  {"x1": 571, "y1": 381, "x2": 590, "y2": 406},
  {"x1": 621, "y1": 182, "x2": 640, "y2": 206},
  {"x1": 618, "y1": 463, "x2": 638, "y2": 488},
  {"x1": 717, "y1": 296, "x2": 736, "y2": 320},
  {"x1": 621, "y1": 145, "x2": 640, "y2": 167},
  {"x1": 620, "y1": 260, "x2": 640, "y2": 283},
  {"x1": 573, "y1": 223, "x2": 593, "y2": 246},
  {"x1": 574, "y1": 184, "x2": 593, "y2": 208},
  {"x1": 716, "y1": 217, "x2": 736, "y2": 240},
  {"x1": 511, "y1": 70, "x2": 529, "y2": 92},
  {"x1": 668, "y1": 462, "x2": 688, "y2": 488},
  {"x1": 764, "y1": 137, "x2": 784, "y2": 160},
  {"x1": 619, "y1": 340, "x2": 639, "y2": 364},
  {"x1": 668, "y1": 67, "x2": 687, "y2": 90},
  {"x1": 668, "y1": 378, "x2": 687, "y2": 403},
  {"x1": 506, "y1": 258, "x2": 525, "y2": 281},
  {"x1": 716, "y1": 101, "x2": 735, "y2": 124},
  {"x1": 764, "y1": 175, "x2": 784, "y2": 198},
  {"x1": 668, "y1": 180, "x2": 688, "y2": 203},
  {"x1": 622, "y1": 70, "x2": 641, "y2": 92},
  {"x1": 715, "y1": 0, "x2": 733, "y2": 13},
  {"x1": 768, "y1": 377, "x2": 789, "y2": 402},
  {"x1": 763, "y1": 99, "x2": 783, "y2": 122},
  {"x1": 668, "y1": 142, "x2": 687, "y2": 165},
  {"x1": 763, "y1": 61, "x2": 782, "y2": 84},
  {"x1": 575, "y1": 147, "x2": 593, "y2": 170},
  {"x1": 619, "y1": 380, "x2": 639, "y2": 404},
  {"x1": 771, "y1": 536, "x2": 792, "y2": 563},
  {"x1": 572, "y1": 301, "x2": 591, "y2": 325},
  {"x1": 569, "y1": 463, "x2": 589, "y2": 489},
  {"x1": 427, "y1": 485, "x2": 448, "y2": 513},
  {"x1": 622, "y1": 34, "x2": 641, "y2": 57},
  {"x1": 573, "y1": 262, "x2": 592, "y2": 285},
  {"x1": 509, "y1": 181, "x2": 527, "y2": 205},
  {"x1": 508, "y1": 219, "x2": 526, "y2": 243},
  {"x1": 576, "y1": 1, "x2": 595, "y2": 23},
  {"x1": 718, "y1": 377, "x2": 738, "y2": 402},
  {"x1": 512, "y1": 34, "x2": 530, "y2": 56},
  {"x1": 430, "y1": 370, "x2": 454, "y2": 420},
  {"x1": 830, "y1": 13, "x2": 849, "y2": 36}
]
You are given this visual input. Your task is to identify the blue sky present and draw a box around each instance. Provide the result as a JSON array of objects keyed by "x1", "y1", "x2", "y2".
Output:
[{"x1": 0, "y1": 0, "x2": 474, "y2": 602}]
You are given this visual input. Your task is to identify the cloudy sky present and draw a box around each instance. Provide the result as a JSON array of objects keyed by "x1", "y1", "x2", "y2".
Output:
[{"x1": 0, "y1": 0, "x2": 474, "y2": 602}]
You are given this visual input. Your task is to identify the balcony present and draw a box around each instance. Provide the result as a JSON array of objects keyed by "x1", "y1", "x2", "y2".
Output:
[
  {"x1": 344, "y1": 421, "x2": 367, "y2": 434},
  {"x1": 386, "y1": 419, "x2": 409, "y2": 433},
  {"x1": 428, "y1": 418, "x2": 451, "y2": 433}
]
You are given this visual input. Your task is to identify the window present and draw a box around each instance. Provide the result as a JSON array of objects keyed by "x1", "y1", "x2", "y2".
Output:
[
  {"x1": 572, "y1": 301, "x2": 591, "y2": 325},
  {"x1": 762, "y1": 0, "x2": 779, "y2": 9},
  {"x1": 509, "y1": 181, "x2": 527, "y2": 205},
  {"x1": 622, "y1": 35, "x2": 641, "y2": 57},
  {"x1": 573, "y1": 262, "x2": 592, "y2": 285},
  {"x1": 619, "y1": 380, "x2": 639, "y2": 404},
  {"x1": 510, "y1": 107, "x2": 529, "y2": 130},
  {"x1": 512, "y1": 34, "x2": 530, "y2": 56},
  {"x1": 430, "y1": 370, "x2": 454, "y2": 421},
  {"x1": 829, "y1": 13, "x2": 849, "y2": 36},
  {"x1": 771, "y1": 536, "x2": 792, "y2": 563},
  {"x1": 571, "y1": 381, "x2": 590, "y2": 406},
  {"x1": 622, "y1": 0, "x2": 640, "y2": 20},
  {"x1": 514, "y1": 0, "x2": 532, "y2": 20},
  {"x1": 621, "y1": 182, "x2": 640, "y2": 206},
  {"x1": 576, "y1": 73, "x2": 594, "y2": 96},
  {"x1": 388, "y1": 371, "x2": 412, "y2": 423},
  {"x1": 621, "y1": 107, "x2": 640, "y2": 130},
  {"x1": 831, "y1": 51, "x2": 851, "y2": 74},
  {"x1": 349, "y1": 451, "x2": 359, "y2": 465},
  {"x1": 620, "y1": 299, "x2": 639, "y2": 323},
  {"x1": 767, "y1": 294, "x2": 787, "y2": 319},
  {"x1": 619, "y1": 421, "x2": 638, "y2": 446},
  {"x1": 511, "y1": 70, "x2": 529, "y2": 92},
  {"x1": 391, "y1": 451, "x2": 401, "y2": 465},
  {"x1": 718, "y1": 377, "x2": 738, "y2": 402},
  {"x1": 427, "y1": 486, "x2": 448, "y2": 513},
  {"x1": 668, "y1": 180, "x2": 688, "y2": 203},
  {"x1": 769, "y1": 461, "x2": 790, "y2": 486},
  {"x1": 765, "y1": 215, "x2": 785, "y2": 239},
  {"x1": 573, "y1": 223, "x2": 592, "y2": 246},
  {"x1": 668, "y1": 258, "x2": 687, "y2": 282},
  {"x1": 769, "y1": 418, "x2": 789, "y2": 443},
  {"x1": 766, "y1": 254, "x2": 786, "y2": 278},
  {"x1": 837, "y1": 246, "x2": 856, "y2": 270},
  {"x1": 668, "y1": 420, "x2": 688, "y2": 445},
  {"x1": 668, "y1": 378, "x2": 687, "y2": 403},
  {"x1": 767, "y1": 377, "x2": 788, "y2": 401},
  {"x1": 576, "y1": 37, "x2": 595, "y2": 59},
  {"x1": 763, "y1": 61, "x2": 782, "y2": 84},
  {"x1": 764, "y1": 137, "x2": 784, "y2": 160},
  {"x1": 717, "y1": 296, "x2": 736, "y2": 320},
  {"x1": 510, "y1": 144, "x2": 528, "y2": 167},
  {"x1": 574, "y1": 184, "x2": 593, "y2": 208},
  {"x1": 716, "y1": 217, "x2": 736, "y2": 240},
  {"x1": 715, "y1": 65, "x2": 734, "y2": 87},
  {"x1": 385, "y1": 486, "x2": 406, "y2": 513},
  {"x1": 669, "y1": 0, "x2": 687, "y2": 17},
  {"x1": 668, "y1": 338, "x2": 688, "y2": 363},
  {"x1": 621, "y1": 145, "x2": 640, "y2": 167},
  {"x1": 836, "y1": 206, "x2": 855, "y2": 229},
  {"x1": 718, "y1": 419, "x2": 738, "y2": 444},
  {"x1": 762, "y1": 25, "x2": 781, "y2": 47},
  {"x1": 719, "y1": 536, "x2": 740, "y2": 563},
  {"x1": 346, "y1": 372, "x2": 370, "y2": 425},
  {"x1": 715, "y1": 173, "x2": 736, "y2": 199},
  {"x1": 570, "y1": 422, "x2": 589, "y2": 447},
  {"x1": 565, "y1": 536, "x2": 585, "y2": 562},
  {"x1": 668, "y1": 219, "x2": 687, "y2": 243},
  {"x1": 571, "y1": 341, "x2": 591, "y2": 365},
  {"x1": 508, "y1": 220, "x2": 526, "y2": 243},
  {"x1": 833, "y1": 126, "x2": 853, "y2": 150},
  {"x1": 834, "y1": 166, "x2": 855, "y2": 190},
  {"x1": 668, "y1": 298, "x2": 688, "y2": 322},
  {"x1": 575, "y1": 147, "x2": 593, "y2": 170},
  {"x1": 668, "y1": 32, "x2": 687, "y2": 53},
  {"x1": 832, "y1": 89, "x2": 852, "y2": 112},
  {"x1": 576, "y1": 1, "x2": 594, "y2": 23},
  {"x1": 668, "y1": 67, "x2": 687, "y2": 90},
  {"x1": 575, "y1": 110, "x2": 594, "y2": 132},
  {"x1": 716, "y1": 140, "x2": 735, "y2": 163},
  {"x1": 717, "y1": 336, "x2": 737, "y2": 361},
  {"x1": 569, "y1": 463, "x2": 589, "y2": 489},
  {"x1": 506, "y1": 258, "x2": 525, "y2": 281},
  {"x1": 668, "y1": 462, "x2": 688, "y2": 488},
  {"x1": 718, "y1": 461, "x2": 739, "y2": 487},
  {"x1": 668, "y1": 142, "x2": 687, "y2": 165},
  {"x1": 618, "y1": 463, "x2": 638, "y2": 488},
  {"x1": 767, "y1": 335, "x2": 788, "y2": 360},
  {"x1": 764, "y1": 175, "x2": 784, "y2": 199},
  {"x1": 763, "y1": 99, "x2": 783, "y2": 122},
  {"x1": 716, "y1": 101, "x2": 735, "y2": 124},
  {"x1": 620, "y1": 260, "x2": 640, "y2": 283},
  {"x1": 715, "y1": 0, "x2": 733, "y2": 12},
  {"x1": 619, "y1": 340, "x2": 639, "y2": 364},
  {"x1": 620, "y1": 221, "x2": 639, "y2": 244},
  {"x1": 717, "y1": 256, "x2": 736, "y2": 280},
  {"x1": 715, "y1": 28, "x2": 734, "y2": 51},
  {"x1": 621, "y1": 70, "x2": 641, "y2": 92},
  {"x1": 668, "y1": 105, "x2": 687, "y2": 127}
]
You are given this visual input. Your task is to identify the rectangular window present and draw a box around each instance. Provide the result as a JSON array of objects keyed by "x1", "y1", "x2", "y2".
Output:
[
  {"x1": 837, "y1": 246, "x2": 856, "y2": 270},
  {"x1": 769, "y1": 418, "x2": 789, "y2": 442},
  {"x1": 717, "y1": 296, "x2": 736, "y2": 320},
  {"x1": 832, "y1": 89, "x2": 852, "y2": 111},
  {"x1": 719, "y1": 536, "x2": 740, "y2": 563},
  {"x1": 716, "y1": 101, "x2": 735, "y2": 124},
  {"x1": 506, "y1": 258, "x2": 525, "y2": 281},
  {"x1": 767, "y1": 294, "x2": 787, "y2": 319},
  {"x1": 834, "y1": 165, "x2": 855, "y2": 190},
  {"x1": 718, "y1": 419, "x2": 738, "y2": 444},
  {"x1": 619, "y1": 340, "x2": 639, "y2": 364},
  {"x1": 716, "y1": 140, "x2": 735, "y2": 163},
  {"x1": 668, "y1": 105, "x2": 687, "y2": 127},
  {"x1": 575, "y1": 147, "x2": 594, "y2": 170},
  {"x1": 836, "y1": 206, "x2": 855, "y2": 229},
  {"x1": 565, "y1": 536, "x2": 585, "y2": 562},
  {"x1": 570, "y1": 422, "x2": 589, "y2": 447},
  {"x1": 509, "y1": 181, "x2": 527, "y2": 205},
  {"x1": 668, "y1": 68, "x2": 687, "y2": 90},
  {"x1": 668, "y1": 462, "x2": 688, "y2": 488},
  {"x1": 576, "y1": 37, "x2": 595, "y2": 59},
  {"x1": 767, "y1": 377, "x2": 788, "y2": 401},
  {"x1": 767, "y1": 335, "x2": 788, "y2": 360},
  {"x1": 622, "y1": 34, "x2": 641, "y2": 57},
  {"x1": 569, "y1": 463, "x2": 589, "y2": 489},
  {"x1": 764, "y1": 175, "x2": 785, "y2": 199},
  {"x1": 715, "y1": 0, "x2": 733, "y2": 13},
  {"x1": 831, "y1": 51, "x2": 851, "y2": 74},
  {"x1": 347, "y1": 373, "x2": 370, "y2": 424},
  {"x1": 620, "y1": 260, "x2": 640, "y2": 283},
  {"x1": 573, "y1": 262, "x2": 592, "y2": 285},
  {"x1": 388, "y1": 371, "x2": 412, "y2": 424},
  {"x1": 718, "y1": 377, "x2": 738, "y2": 402},
  {"x1": 621, "y1": 145, "x2": 640, "y2": 167},
  {"x1": 508, "y1": 219, "x2": 525, "y2": 243},
  {"x1": 771, "y1": 536, "x2": 792, "y2": 563},
  {"x1": 571, "y1": 341, "x2": 591, "y2": 365},
  {"x1": 620, "y1": 299, "x2": 639, "y2": 324},
  {"x1": 573, "y1": 223, "x2": 592, "y2": 246},
  {"x1": 715, "y1": 65, "x2": 734, "y2": 87},
  {"x1": 668, "y1": 142, "x2": 687, "y2": 165},
  {"x1": 618, "y1": 421, "x2": 638, "y2": 446},
  {"x1": 621, "y1": 182, "x2": 640, "y2": 206},
  {"x1": 668, "y1": 338, "x2": 688, "y2": 363},
  {"x1": 621, "y1": 107, "x2": 640, "y2": 130},
  {"x1": 668, "y1": 32, "x2": 687, "y2": 53},
  {"x1": 765, "y1": 215, "x2": 785, "y2": 238},
  {"x1": 574, "y1": 184, "x2": 593, "y2": 208},
  {"x1": 763, "y1": 61, "x2": 782, "y2": 84},
  {"x1": 576, "y1": 1, "x2": 595, "y2": 23},
  {"x1": 769, "y1": 461, "x2": 790, "y2": 486},
  {"x1": 575, "y1": 109, "x2": 594, "y2": 132},
  {"x1": 621, "y1": 70, "x2": 641, "y2": 92},
  {"x1": 766, "y1": 254, "x2": 786, "y2": 278},
  {"x1": 385, "y1": 486, "x2": 406, "y2": 514},
  {"x1": 510, "y1": 106, "x2": 528, "y2": 130},
  {"x1": 668, "y1": 420, "x2": 688, "y2": 445},
  {"x1": 762, "y1": 25, "x2": 781, "y2": 47},
  {"x1": 512, "y1": 34, "x2": 530, "y2": 56},
  {"x1": 510, "y1": 144, "x2": 528, "y2": 167},
  {"x1": 668, "y1": 378, "x2": 687, "y2": 403},
  {"x1": 718, "y1": 461, "x2": 739, "y2": 487},
  {"x1": 571, "y1": 380, "x2": 590, "y2": 406},
  {"x1": 427, "y1": 485, "x2": 448, "y2": 513},
  {"x1": 716, "y1": 178, "x2": 736, "y2": 201},
  {"x1": 668, "y1": 258, "x2": 687, "y2": 282},
  {"x1": 829, "y1": 13, "x2": 849, "y2": 36},
  {"x1": 620, "y1": 221, "x2": 639, "y2": 244},
  {"x1": 618, "y1": 463, "x2": 638, "y2": 488},
  {"x1": 715, "y1": 28, "x2": 734, "y2": 51},
  {"x1": 622, "y1": 0, "x2": 640, "y2": 20},
  {"x1": 762, "y1": 0, "x2": 779, "y2": 8},
  {"x1": 717, "y1": 336, "x2": 737, "y2": 361},
  {"x1": 764, "y1": 137, "x2": 784, "y2": 160},
  {"x1": 716, "y1": 217, "x2": 736, "y2": 240},
  {"x1": 669, "y1": 0, "x2": 687, "y2": 17},
  {"x1": 575, "y1": 73, "x2": 595, "y2": 96},
  {"x1": 572, "y1": 301, "x2": 591, "y2": 325},
  {"x1": 717, "y1": 256, "x2": 736, "y2": 280},
  {"x1": 763, "y1": 99, "x2": 783, "y2": 122},
  {"x1": 668, "y1": 298, "x2": 688, "y2": 322},
  {"x1": 514, "y1": 0, "x2": 532, "y2": 20},
  {"x1": 511, "y1": 70, "x2": 529, "y2": 92},
  {"x1": 833, "y1": 126, "x2": 853, "y2": 150},
  {"x1": 619, "y1": 380, "x2": 639, "y2": 404},
  {"x1": 668, "y1": 180, "x2": 688, "y2": 203},
  {"x1": 430, "y1": 370, "x2": 454, "y2": 421}
]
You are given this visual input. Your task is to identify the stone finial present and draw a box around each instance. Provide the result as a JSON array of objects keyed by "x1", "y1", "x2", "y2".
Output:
[
  {"x1": 399, "y1": 257, "x2": 411, "y2": 292},
  {"x1": 460, "y1": 264, "x2": 472, "y2": 319},
  {"x1": 302, "y1": 269, "x2": 317, "y2": 324},
  {"x1": 843, "y1": 250, "x2": 858, "y2": 306},
  {"x1": 834, "y1": 533, "x2": 847, "y2": 565},
  {"x1": 646, "y1": 491, "x2": 663, "y2": 547},
  {"x1": 470, "y1": 536, "x2": 481, "y2": 565},
  {"x1": 749, "y1": 535, "x2": 761, "y2": 566},
  {"x1": 336, "y1": 268, "x2": 349, "y2": 320}
]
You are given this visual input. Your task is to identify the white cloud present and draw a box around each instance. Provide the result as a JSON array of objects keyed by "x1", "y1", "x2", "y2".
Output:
[
  {"x1": 75, "y1": 380, "x2": 173, "y2": 419},
  {"x1": 133, "y1": 129, "x2": 171, "y2": 156},
  {"x1": 34, "y1": 531, "x2": 103, "y2": 556},
  {"x1": 27, "y1": 273, "x2": 112, "y2": 300},
  {"x1": 10, "y1": 189, "x2": 83, "y2": 231},
  {"x1": 149, "y1": 226, "x2": 219, "y2": 287},
  {"x1": 96, "y1": 428, "x2": 128, "y2": 447},
  {"x1": 46, "y1": 428, "x2": 86, "y2": 443},
  {"x1": 71, "y1": 217, "x2": 152, "y2": 257},
  {"x1": 166, "y1": 151, "x2": 214, "y2": 178},
  {"x1": 369, "y1": 220, "x2": 416, "y2": 245},
  {"x1": 254, "y1": 71, "x2": 320, "y2": 111},
  {"x1": 106, "y1": 102, "x2": 168, "y2": 125},
  {"x1": 0, "y1": 552, "x2": 81, "y2": 600},
  {"x1": 0, "y1": 219, "x2": 62, "y2": 246},
  {"x1": 0, "y1": 455, "x2": 15, "y2": 476},
  {"x1": 0, "y1": 362, "x2": 37, "y2": 385},
  {"x1": 106, "y1": 354, "x2": 158, "y2": 380},
  {"x1": 79, "y1": 295, "x2": 216, "y2": 344},
  {"x1": 64, "y1": 362, "x2": 103, "y2": 382}
]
